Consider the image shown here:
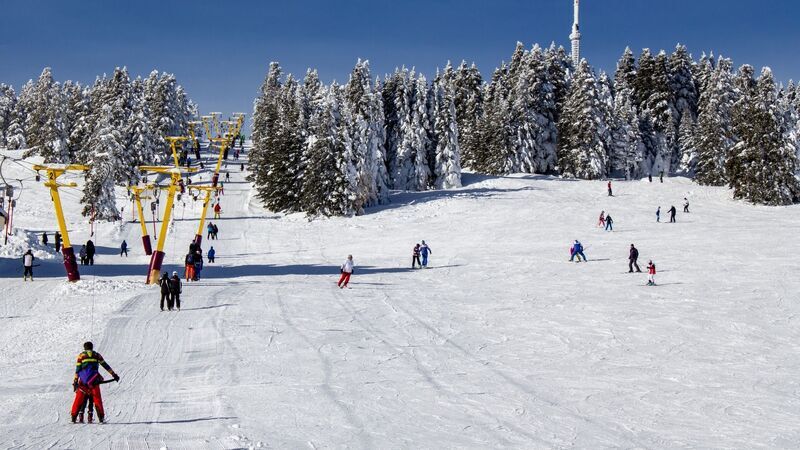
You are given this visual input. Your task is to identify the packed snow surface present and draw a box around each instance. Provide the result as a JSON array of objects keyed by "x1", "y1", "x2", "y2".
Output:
[{"x1": 1, "y1": 148, "x2": 799, "y2": 448}]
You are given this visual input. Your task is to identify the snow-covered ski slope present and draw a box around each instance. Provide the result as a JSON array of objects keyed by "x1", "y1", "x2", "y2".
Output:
[{"x1": 1, "y1": 147, "x2": 800, "y2": 449}]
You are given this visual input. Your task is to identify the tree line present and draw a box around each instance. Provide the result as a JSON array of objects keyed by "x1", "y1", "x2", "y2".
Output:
[{"x1": 250, "y1": 42, "x2": 800, "y2": 216}]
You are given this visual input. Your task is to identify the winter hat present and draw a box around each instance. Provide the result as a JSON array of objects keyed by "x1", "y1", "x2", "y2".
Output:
[{"x1": 172, "y1": 271, "x2": 178, "y2": 276}]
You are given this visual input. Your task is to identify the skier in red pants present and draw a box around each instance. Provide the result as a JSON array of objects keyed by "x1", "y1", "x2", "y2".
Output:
[
  {"x1": 337, "y1": 255, "x2": 354, "y2": 288},
  {"x1": 71, "y1": 341, "x2": 119, "y2": 423}
]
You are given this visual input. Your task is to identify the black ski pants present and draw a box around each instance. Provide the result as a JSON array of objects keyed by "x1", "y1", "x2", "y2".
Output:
[
  {"x1": 629, "y1": 259, "x2": 641, "y2": 273},
  {"x1": 170, "y1": 292, "x2": 180, "y2": 310},
  {"x1": 161, "y1": 292, "x2": 171, "y2": 310},
  {"x1": 412, "y1": 255, "x2": 421, "y2": 268}
]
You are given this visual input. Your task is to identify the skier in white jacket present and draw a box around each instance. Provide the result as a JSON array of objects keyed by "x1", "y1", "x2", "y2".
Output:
[
  {"x1": 338, "y1": 255, "x2": 354, "y2": 289},
  {"x1": 23, "y1": 249, "x2": 34, "y2": 281}
]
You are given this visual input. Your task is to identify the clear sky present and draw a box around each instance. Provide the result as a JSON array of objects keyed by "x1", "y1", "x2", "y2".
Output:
[{"x1": 1, "y1": 0, "x2": 798, "y2": 128}]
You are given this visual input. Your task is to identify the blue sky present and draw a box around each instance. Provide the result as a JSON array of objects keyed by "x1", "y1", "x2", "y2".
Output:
[{"x1": 1, "y1": 0, "x2": 798, "y2": 128}]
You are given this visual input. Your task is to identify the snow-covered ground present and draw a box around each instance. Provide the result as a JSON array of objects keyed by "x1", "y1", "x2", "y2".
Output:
[{"x1": 1, "y1": 147, "x2": 800, "y2": 449}]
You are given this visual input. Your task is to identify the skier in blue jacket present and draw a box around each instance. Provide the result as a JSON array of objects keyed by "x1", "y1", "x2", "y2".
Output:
[
  {"x1": 420, "y1": 240, "x2": 432, "y2": 268},
  {"x1": 569, "y1": 240, "x2": 587, "y2": 262}
]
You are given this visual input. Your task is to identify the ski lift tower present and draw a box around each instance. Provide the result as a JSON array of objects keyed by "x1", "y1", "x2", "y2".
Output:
[
  {"x1": 127, "y1": 183, "x2": 155, "y2": 255},
  {"x1": 570, "y1": 0, "x2": 581, "y2": 66},
  {"x1": 209, "y1": 112, "x2": 222, "y2": 136}
]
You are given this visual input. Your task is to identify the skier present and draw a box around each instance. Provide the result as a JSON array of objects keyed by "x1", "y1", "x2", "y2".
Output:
[
  {"x1": 683, "y1": 198, "x2": 690, "y2": 213},
  {"x1": 605, "y1": 214, "x2": 614, "y2": 231},
  {"x1": 159, "y1": 272, "x2": 171, "y2": 311},
  {"x1": 240, "y1": 163, "x2": 245, "y2": 172},
  {"x1": 656, "y1": 206, "x2": 661, "y2": 223},
  {"x1": 648, "y1": 173, "x2": 653, "y2": 183},
  {"x1": 55, "y1": 231, "x2": 62, "y2": 253},
  {"x1": 598, "y1": 211, "x2": 605, "y2": 228},
  {"x1": 338, "y1": 255, "x2": 354, "y2": 288},
  {"x1": 569, "y1": 244, "x2": 582, "y2": 262},
  {"x1": 120, "y1": 240, "x2": 128, "y2": 257},
  {"x1": 184, "y1": 252, "x2": 195, "y2": 281},
  {"x1": 79, "y1": 245, "x2": 87, "y2": 266},
  {"x1": 660, "y1": 171, "x2": 664, "y2": 183},
  {"x1": 70, "y1": 341, "x2": 119, "y2": 424},
  {"x1": 412, "y1": 244, "x2": 421, "y2": 269},
  {"x1": 193, "y1": 250, "x2": 203, "y2": 281},
  {"x1": 607, "y1": 181, "x2": 613, "y2": 197},
  {"x1": 22, "y1": 249, "x2": 34, "y2": 281},
  {"x1": 212, "y1": 223, "x2": 219, "y2": 240},
  {"x1": 420, "y1": 240, "x2": 432, "y2": 268},
  {"x1": 647, "y1": 260, "x2": 657, "y2": 285},
  {"x1": 213, "y1": 203, "x2": 221, "y2": 219},
  {"x1": 628, "y1": 244, "x2": 641, "y2": 273},
  {"x1": 569, "y1": 240, "x2": 587, "y2": 262},
  {"x1": 219, "y1": 182, "x2": 224, "y2": 195},
  {"x1": 207, "y1": 246, "x2": 216, "y2": 263},
  {"x1": 668, "y1": 205, "x2": 677, "y2": 223},
  {"x1": 207, "y1": 222, "x2": 214, "y2": 240},
  {"x1": 86, "y1": 240, "x2": 96, "y2": 265},
  {"x1": 42, "y1": 232, "x2": 48, "y2": 247},
  {"x1": 169, "y1": 271, "x2": 182, "y2": 310},
  {"x1": 225, "y1": 172, "x2": 230, "y2": 182}
]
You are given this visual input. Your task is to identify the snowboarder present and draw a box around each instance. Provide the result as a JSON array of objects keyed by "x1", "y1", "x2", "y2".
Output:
[
  {"x1": 42, "y1": 232, "x2": 48, "y2": 247},
  {"x1": 55, "y1": 232, "x2": 62, "y2": 253},
  {"x1": 607, "y1": 181, "x2": 613, "y2": 197},
  {"x1": 598, "y1": 211, "x2": 606, "y2": 228},
  {"x1": 169, "y1": 271, "x2": 182, "y2": 310},
  {"x1": 159, "y1": 272, "x2": 171, "y2": 311},
  {"x1": 184, "y1": 252, "x2": 195, "y2": 281},
  {"x1": 412, "y1": 244, "x2": 422, "y2": 269},
  {"x1": 569, "y1": 240, "x2": 587, "y2": 262},
  {"x1": 420, "y1": 240, "x2": 432, "y2": 268},
  {"x1": 647, "y1": 260, "x2": 657, "y2": 285},
  {"x1": 683, "y1": 198, "x2": 690, "y2": 213},
  {"x1": 338, "y1": 255, "x2": 354, "y2": 288},
  {"x1": 668, "y1": 205, "x2": 677, "y2": 223},
  {"x1": 207, "y1": 246, "x2": 216, "y2": 263},
  {"x1": 71, "y1": 341, "x2": 119, "y2": 424},
  {"x1": 656, "y1": 206, "x2": 661, "y2": 223},
  {"x1": 22, "y1": 249, "x2": 34, "y2": 281},
  {"x1": 605, "y1": 214, "x2": 614, "y2": 231},
  {"x1": 120, "y1": 240, "x2": 128, "y2": 257},
  {"x1": 213, "y1": 203, "x2": 221, "y2": 219},
  {"x1": 79, "y1": 245, "x2": 87, "y2": 266},
  {"x1": 629, "y1": 244, "x2": 641, "y2": 273},
  {"x1": 86, "y1": 240, "x2": 96, "y2": 265}
]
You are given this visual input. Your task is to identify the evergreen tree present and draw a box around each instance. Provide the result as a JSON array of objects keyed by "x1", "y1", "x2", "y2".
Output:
[
  {"x1": 695, "y1": 57, "x2": 736, "y2": 185},
  {"x1": 728, "y1": 68, "x2": 799, "y2": 204},
  {"x1": 614, "y1": 47, "x2": 637, "y2": 91},
  {"x1": 0, "y1": 84, "x2": 16, "y2": 147},
  {"x1": 669, "y1": 44, "x2": 699, "y2": 121},
  {"x1": 452, "y1": 61, "x2": 483, "y2": 169},
  {"x1": 20, "y1": 68, "x2": 69, "y2": 162},
  {"x1": 81, "y1": 104, "x2": 122, "y2": 220},
  {"x1": 677, "y1": 108, "x2": 697, "y2": 173},
  {"x1": 390, "y1": 68, "x2": 416, "y2": 190},
  {"x1": 557, "y1": 60, "x2": 607, "y2": 179},
  {"x1": 433, "y1": 78, "x2": 462, "y2": 189},
  {"x1": 475, "y1": 65, "x2": 514, "y2": 175},
  {"x1": 609, "y1": 85, "x2": 644, "y2": 179},
  {"x1": 411, "y1": 74, "x2": 433, "y2": 190}
]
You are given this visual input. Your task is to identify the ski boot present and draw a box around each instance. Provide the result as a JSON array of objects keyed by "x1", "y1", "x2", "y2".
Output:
[
  {"x1": 72, "y1": 412, "x2": 84, "y2": 423},
  {"x1": 87, "y1": 411, "x2": 93, "y2": 423}
]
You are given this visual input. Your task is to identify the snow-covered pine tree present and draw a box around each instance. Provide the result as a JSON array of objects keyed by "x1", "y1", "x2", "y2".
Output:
[
  {"x1": 128, "y1": 77, "x2": 157, "y2": 168},
  {"x1": 544, "y1": 43, "x2": 571, "y2": 123},
  {"x1": 557, "y1": 60, "x2": 607, "y2": 179},
  {"x1": 677, "y1": 108, "x2": 697, "y2": 174},
  {"x1": 433, "y1": 77, "x2": 462, "y2": 189},
  {"x1": 5, "y1": 98, "x2": 26, "y2": 150},
  {"x1": 452, "y1": 61, "x2": 483, "y2": 169},
  {"x1": 20, "y1": 68, "x2": 69, "y2": 162},
  {"x1": 634, "y1": 50, "x2": 676, "y2": 175},
  {"x1": 692, "y1": 52, "x2": 716, "y2": 96},
  {"x1": 249, "y1": 62, "x2": 283, "y2": 207},
  {"x1": 596, "y1": 71, "x2": 615, "y2": 174},
  {"x1": 390, "y1": 68, "x2": 416, "y2": 190},
  {"x1": 669, "y1": 44, "x2": 699, "y2": 122},
  {"x1": 411, "y1": 74, "x2": 433, "y2": 190},
  {"x1": 68, "y1": 85, "x2": 93, "y2": 163},
  {"x1": 0, "y1": 84, "x2": 16, "y2": 147},
  {"x1": 81, "y1": 104, "x2": 123, "y2": 220},
  {"x1": 728, "y1": 68, "x2": 800, "y2": 205},
  {"x1": 609, "y1": 84, "x2": 644, "y2": 179},
  {"x1": 475, "y1": 65, "x2": 514, "y2": 175},
  {"x1": 614, "y1": 47, "x2": 637, "y2": 92},
  {"x1": 694, "y1": 57, "x2": 736, "y2": 186}
]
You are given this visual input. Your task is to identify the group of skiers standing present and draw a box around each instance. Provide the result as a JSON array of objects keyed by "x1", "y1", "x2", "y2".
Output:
[
  {"x1": 184, "y1": 242, "x2": 205, "y2": 281},
  {"x1": 206, "y1": 222, "x2": 219, "y2": 240},
  {"x1": 412, "y1": 241, "x2": 432, "y2": 269},
  {"x1": 158, "y1": 271, "x2": 183, "y2": 311},
  {"x1": 629, "y1": 244, "x2": 657, "y2": 285}
]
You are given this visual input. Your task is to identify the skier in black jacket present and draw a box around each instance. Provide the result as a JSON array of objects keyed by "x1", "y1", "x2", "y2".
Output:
[
  {"x1": 86, "y1": 240, "x2": 96, "y2": 265},
  {"x1": 628, "y1": 244, "x2": 641, "y2": 273},
  {"x1": 668, "y1": 206, "x2": 677, "y2": 223},
  {"x1": 159, "y1": 272, "x2": 171, "y2": 311},
  {"x1": 169, "y1": 272, "x2": 182, "y2": 311}
]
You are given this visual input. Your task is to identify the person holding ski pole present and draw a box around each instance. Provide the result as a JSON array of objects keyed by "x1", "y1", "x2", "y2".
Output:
[
  {"x1": 668, "y1": 205, "x2": 677, "y2": 223},
  {"x1": 338, "y1": 255, "x2": 354, "y2": 289},
  {"x1": 71, "y1": 341, "x2": 119, "y2": 423},
  {"x1": 628, "y1": 244, "x2": 641, "y2": 273},
  {"x1": 22, "y1": 249, "x2": 34, "y2": 281},
  {"x1": 605, "y1": 213, "x2": 614, "y2": 231},
  {"x1": 420, "y1": 240, "x2": 432, "y2": 268},
  {"x1": 412, "y1": 244, "x2": 422, "y2": 269}
]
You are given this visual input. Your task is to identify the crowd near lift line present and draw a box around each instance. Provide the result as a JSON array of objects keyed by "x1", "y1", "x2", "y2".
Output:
[{"x1": 26, "y1": 111, "x2": 245, "y2": 284}]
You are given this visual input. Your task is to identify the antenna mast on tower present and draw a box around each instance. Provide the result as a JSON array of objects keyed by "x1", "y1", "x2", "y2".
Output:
[{"x1": 570, "y1": 0, "x2": 581, "y2": 65}]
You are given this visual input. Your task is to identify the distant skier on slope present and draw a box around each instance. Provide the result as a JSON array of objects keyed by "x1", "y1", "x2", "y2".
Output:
[
  {"x1": 55, "y1": 232, "x2": 62, "y2": 253},
  {"x1": 159, "y1": 272, "x2": 171, "y2": 311},
  {"x1": 569, "y1": 240, "x2": 587, "y2": 262},
  {"x1": 420, "y1": 240, "x2": 432, "y2": 268},
  {"x1": 412, "y1": 244, "x2": 421, "y2": 269},
  {"x1": 656, "y1": 206, "x2": 661, "y2": 223},
  {"x1": 212, "y1": 223, "x2": 219, "y2": 240},
  {"x1": 169, "y1": 271, "x2": 182, "y2": 310},
  {"x1": 207, "y1": 246, "x2": 216, "y2": 263},
  {"x1": 22, "y1": 249, "x2": 34, "y2": 281},
  {"x1": 71, "y1": 341, "x2": 119, "y2": 423},
  {"x1": 120, "y1": 240, "x2": 128, "y2": 257},
  {"x1": 86, "y1": 240, "x2": 96, "y2": 265},
  {"x1": 42, "y1": 232, "x2": 48, "y2": 247},
  {"x1": 598, "y1": 211, "x2": 605, "y2": 228},
  {"x1": 683, "y1": 198, "x2": 690, "y2": 213},
  {"x1": 605, "y1": 214, "x2": 614, "y2": 231},
  {"x1": 629, "y1": 244, "x2": 642, "y2": 273},
  {"x1": 607, "y1": 181, "x2": 613, "y2": 197},
  {"x1": 668, "y1": 205, "x2": 677, "y2": 223},
  {"x1": 338, "y1": 255, "x2": 354, "y2": 288},
  {"x1": 185, "y1": 252, "x2": 195, "y2": 281},
  {"x1": 213, "y1": 203, "x2": 221, "y2": 219},
  {"x1": 647, "y1": 260, "x2": 657, "y2": 286}
]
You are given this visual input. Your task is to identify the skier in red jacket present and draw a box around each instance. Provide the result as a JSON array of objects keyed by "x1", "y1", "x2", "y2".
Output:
[
  {"x1": 647, "y1": 260, "x2": 657, "y2": 286},
  {"x1": 71, "y1": 341, "x2": 119, "y2": 423}
]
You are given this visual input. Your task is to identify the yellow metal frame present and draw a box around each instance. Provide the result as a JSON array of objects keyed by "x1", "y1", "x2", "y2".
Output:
[{"x1": 127, "y1": 184, "x2": 154, "y2": 238}]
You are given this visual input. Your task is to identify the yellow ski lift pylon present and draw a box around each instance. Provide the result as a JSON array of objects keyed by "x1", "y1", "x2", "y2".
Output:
[
  {"x1": 127, "y1": 183, "x2": 155, "y2": 255},
  {"x1": 32, "y1": 164, "x2": 90, "y2": 282}
]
